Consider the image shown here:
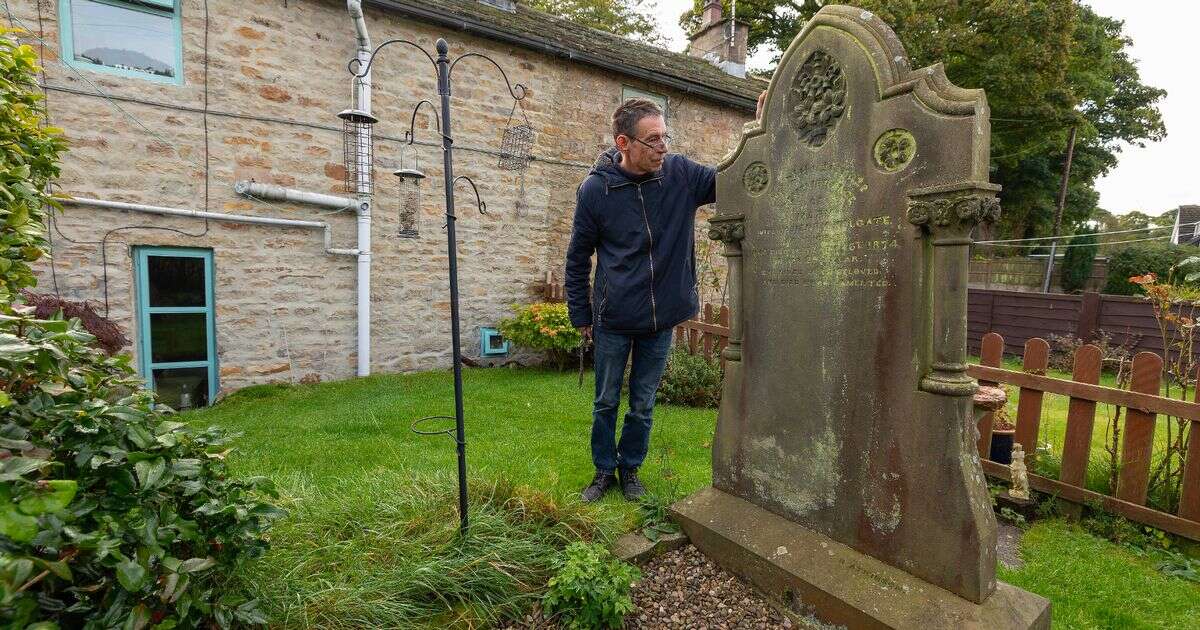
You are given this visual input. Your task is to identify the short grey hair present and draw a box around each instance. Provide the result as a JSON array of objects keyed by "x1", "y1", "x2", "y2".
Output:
[{"x1": 612, "y1": 98, "x2": 663, "y2": 140}]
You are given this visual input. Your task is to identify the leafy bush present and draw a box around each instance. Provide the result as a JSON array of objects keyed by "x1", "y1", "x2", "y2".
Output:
[
  {"x1": 499, "y1": 302, "x2": 582, "y2": 369},
  {"x1": 0, "y1": 28, "x2": 282, "y2": 627},
  {"x1": 1060, "y1": 229, "x2": 1097, "y2": 293},
  {"x1": 1046, "y1": 331, "x2": 1137, "y2": 373},
  {"x1": 656, "y1": 348, "x2": 722, "y2": 408},
  {"x1": 1103, "y1": 244, "x2": 1200, "y2": 295},
  {"x1": 0, "y1": 311, "x2": 284, "y2": 627},
  {"x1": 0, "y1": 29, "x2": 65, "y2": 302},
  {"x1": 542, "y1": 541, "x2": 639, "y2": 630}
]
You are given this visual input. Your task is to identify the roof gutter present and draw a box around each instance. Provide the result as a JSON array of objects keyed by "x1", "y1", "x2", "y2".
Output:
[{"x1": 364, "y1": 0, "x2": 758, "y2": 112}]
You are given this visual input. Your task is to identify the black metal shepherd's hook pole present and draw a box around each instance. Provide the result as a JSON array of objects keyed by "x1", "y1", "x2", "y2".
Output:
[
  {"x1": 356, "y1": 36, "x2": 527, "y2": 539},
  {"x1": 435, "y1": 38, "x2": 470, "y2": 537}
]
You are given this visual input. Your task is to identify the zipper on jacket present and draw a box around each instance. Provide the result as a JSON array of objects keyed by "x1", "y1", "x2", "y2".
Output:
[
  {"x1": 636, "y1": 184, "x2": 659, "y2": 331},
  {"x1": 596, "y1": 273, "x2": 609, "y2": 326}
]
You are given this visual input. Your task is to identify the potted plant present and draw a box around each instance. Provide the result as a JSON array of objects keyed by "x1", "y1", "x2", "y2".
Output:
[{"x1": 989, "y1": 389, "x2": 1016, "y2": 464}]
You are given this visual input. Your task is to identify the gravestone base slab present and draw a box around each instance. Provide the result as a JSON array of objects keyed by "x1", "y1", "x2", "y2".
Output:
[{"x1": 673, "y1": 487, "x2": 1050, "y2": 630}]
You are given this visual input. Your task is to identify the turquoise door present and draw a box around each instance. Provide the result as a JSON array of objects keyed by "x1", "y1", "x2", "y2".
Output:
[{"x1": 133, "y1": 247, "x2": 217, "y2": 409}]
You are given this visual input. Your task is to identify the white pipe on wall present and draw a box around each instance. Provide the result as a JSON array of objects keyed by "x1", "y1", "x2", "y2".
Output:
[
  {"x1": 61, "y1": 196, "x2": 360, "y2": 256},
  {"x1": 348, "y1": 0, "x2": 373, "y2": 378},
  {"x1": 234, "y1": 180, "x2": 358, "y2": 212}
]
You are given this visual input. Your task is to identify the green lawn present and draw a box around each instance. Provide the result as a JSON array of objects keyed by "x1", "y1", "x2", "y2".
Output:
[{"x1": 184, "y1": 367, "x2": 1200, "y2": 629}]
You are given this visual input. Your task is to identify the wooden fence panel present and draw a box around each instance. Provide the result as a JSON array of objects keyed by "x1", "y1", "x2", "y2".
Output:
[
  {"x1": 966, "y1": 331, "x2": 1200, "y2": 540},
  {"x1": 976, "y1": 333, "x2": 1004, "y2": 458},
  {"x1": 1014, "y1": 338, "x2": 1050, "y2": 465},
  {"x1": 965, "y1": 289, "x2": 1200, "y2": 363},
  {"x1": 1059, "y1": 344, "x2": 1101, "y2": 487},
  {"x1": 1182, "y1": 368, "x2": 1200, "y2": 521},
  {"x1": 1117, "y1": 352, "x2": 1164, "y2": 505}
]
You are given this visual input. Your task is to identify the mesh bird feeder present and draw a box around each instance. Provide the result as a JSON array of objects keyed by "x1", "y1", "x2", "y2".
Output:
[
  {"x1": 394, "y1": 146, "x2": 425, "y2": 238},
  {"x1": 498, "y1": 99, "x2": 533, "y2": 171},
  {"x1": 339, "y1": 108, "x2": 379, "y2": 196}
]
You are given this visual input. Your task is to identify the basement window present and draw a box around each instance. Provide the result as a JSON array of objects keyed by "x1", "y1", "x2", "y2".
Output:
[
  {"x1": 134, "y1": 247, "x2": 217, "y2": 409},
  {"x1": 59, "y1": 0, "x2": 184, "y2": 84}
]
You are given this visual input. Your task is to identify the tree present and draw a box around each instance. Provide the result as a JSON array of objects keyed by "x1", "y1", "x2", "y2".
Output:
[
  {"x1": 680, "y1": 1, "x2": 1166, "y2": 241},
  {"x1": 524, "y1": 0, "x2": 665, "y2": 45},
  {"x1": 1060, "y1": 228, "x2": 1098, "y2": 293},
  {"x1": 1152, "y1": 208, "x2": 1177, "y2": 228}
]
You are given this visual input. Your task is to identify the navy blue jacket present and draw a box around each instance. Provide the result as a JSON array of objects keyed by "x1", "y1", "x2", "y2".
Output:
[{"x1": 565, "y1": 148, "x2": 717, "y2": 335}]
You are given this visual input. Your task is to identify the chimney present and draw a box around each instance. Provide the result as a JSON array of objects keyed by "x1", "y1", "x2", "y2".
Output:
[
  {"x1": 686, "y1": 1, "x2": 750, "y2": 78},
  {"x1": 702, "y1": 0, "x2": 723, "y2": 25}
]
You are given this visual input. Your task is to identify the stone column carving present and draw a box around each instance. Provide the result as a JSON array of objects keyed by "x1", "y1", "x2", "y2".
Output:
[
  {"x1": 708, "y1": 213, "x2": 745, "y2": 362},
  {"x1": 907, "y1": 183, "x2": 1001, "y2": 396}
]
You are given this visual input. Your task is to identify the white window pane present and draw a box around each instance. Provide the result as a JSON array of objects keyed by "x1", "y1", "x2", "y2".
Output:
[{"x1": 71, "y1": 0, "x2": 177, "y2": 79}]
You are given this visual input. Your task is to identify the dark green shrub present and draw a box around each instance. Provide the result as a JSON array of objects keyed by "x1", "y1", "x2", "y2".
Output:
[
  {"x1": 542, "y1": 541, "x2": 639, "y2": 629},
  {"x1": 656, "y1": 348, "x2": 722, "y2": 408},
  {"x1": 1103, "y1": 244, "x2": 1200, "y2": 295},
  {"x1": 0, "y1": 28, "x2": 282, "y2": 627},
  {"x1": 1060, "y1": 229, "x2": 1098, "y2": 293}
]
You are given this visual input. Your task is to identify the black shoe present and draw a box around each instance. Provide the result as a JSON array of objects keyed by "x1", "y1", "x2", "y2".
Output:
[
  {"x1": 619, "y1": 468, "x2": 646, "y2": 501},
  {"x1": 582, "y1": 471, "x2": 617, "y2": 502}
]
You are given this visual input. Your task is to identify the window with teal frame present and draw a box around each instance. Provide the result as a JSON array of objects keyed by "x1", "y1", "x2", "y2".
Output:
[
  {"x1": 134, "y1": 247, "x2": 217, "y2": 409},
  {"x1": 59, "y1": 0, "x2": 184, "y2": 85}
]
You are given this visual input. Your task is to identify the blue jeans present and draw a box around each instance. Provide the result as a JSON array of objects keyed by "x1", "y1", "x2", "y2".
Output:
[{"x1": 591, "y1": 328, "x2": 674, "y2": 473}]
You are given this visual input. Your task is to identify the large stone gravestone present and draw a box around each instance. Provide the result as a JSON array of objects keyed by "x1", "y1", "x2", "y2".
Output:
[{"x1": 672, "y1": 5, "x2": 1050, "y2": 628}]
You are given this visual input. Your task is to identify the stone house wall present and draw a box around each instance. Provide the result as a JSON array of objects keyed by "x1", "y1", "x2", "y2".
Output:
[{"x1": 9, "y1": 0, "x2": 753, "y2": 394}]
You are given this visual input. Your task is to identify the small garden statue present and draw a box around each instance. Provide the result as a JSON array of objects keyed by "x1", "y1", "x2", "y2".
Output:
[{"x1": 1010, "y1": 443, "x2": 1031, "y2": 501}]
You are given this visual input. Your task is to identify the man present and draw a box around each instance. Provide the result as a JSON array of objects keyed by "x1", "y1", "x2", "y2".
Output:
[{"x1": 565, "y1": 95, "x2": 764, "y2": 502}]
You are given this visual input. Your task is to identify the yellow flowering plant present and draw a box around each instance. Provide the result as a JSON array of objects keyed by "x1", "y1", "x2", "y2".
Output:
[{"x1": 499, "y1": 302, "x2": 583, "y2": 369}]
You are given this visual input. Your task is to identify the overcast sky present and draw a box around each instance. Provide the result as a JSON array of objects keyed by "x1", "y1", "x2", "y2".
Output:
[{"x1": 650, "y1": 1, "x2": 1197, "y2": 217}]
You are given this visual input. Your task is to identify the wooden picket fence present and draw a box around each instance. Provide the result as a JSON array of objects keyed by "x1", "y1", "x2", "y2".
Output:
[
  {"x1": 968, "y1": 332, "x2": 1200, "y2": 540},
  {"x1": 674, "y1": 304, "x2": 730, "y2": 366}
]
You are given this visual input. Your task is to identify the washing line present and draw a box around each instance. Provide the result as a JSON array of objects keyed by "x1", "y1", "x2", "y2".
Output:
[
  {"x1": 975, "y1": 234, "x2": 1172, "y2": 249},
  {"x1": 975, "y1": 221, "x2": 1192, "y2": 245}
]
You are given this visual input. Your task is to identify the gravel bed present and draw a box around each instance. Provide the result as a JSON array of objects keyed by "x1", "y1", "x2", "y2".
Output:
[
  {"x1": 624, "y1": 544, "x2": 794, "y2": 629},
  {"x1": 500, "y1": 544, "x2": 795, "y2": 629}
]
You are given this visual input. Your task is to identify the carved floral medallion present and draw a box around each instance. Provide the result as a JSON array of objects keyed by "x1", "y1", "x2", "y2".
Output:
[
  {"x1": 873, "y1": 129, "x2": 916, "y2": 172},
  {"x1": 743, "y1": 162, "x2": 769, "y2": 195},
  {"x1": 786, "y1": 50, "x2": 847, "y2": 148}
]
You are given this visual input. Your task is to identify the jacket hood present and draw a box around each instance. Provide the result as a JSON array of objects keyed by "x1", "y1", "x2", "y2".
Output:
[{"x1": 588, "y1": 146, "x2": 663, "y2": 188}]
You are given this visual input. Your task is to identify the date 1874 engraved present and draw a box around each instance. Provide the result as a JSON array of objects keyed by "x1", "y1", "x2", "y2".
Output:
[
  {"x1": 787, "y1": 50, "x2": 847, "y2": 148},
  {"x1": 743, "y1": 162, "x2": 769, "y2": 195}
]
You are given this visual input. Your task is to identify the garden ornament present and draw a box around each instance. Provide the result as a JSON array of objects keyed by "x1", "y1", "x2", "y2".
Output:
[{"x1": 1010, "y1": 443, "x2": 1031, "y2": 501}]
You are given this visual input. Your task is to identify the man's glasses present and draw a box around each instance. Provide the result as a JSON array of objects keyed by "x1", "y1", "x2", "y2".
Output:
[{"x1": 631, "y1": 133, "x2": 672, "y2": 151}]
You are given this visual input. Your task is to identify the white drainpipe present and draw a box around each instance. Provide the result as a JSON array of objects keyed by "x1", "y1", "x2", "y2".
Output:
[
  {"x1": 61, "y1": 197, "x2": 360, "y2": 256},
  {"x1": 234, "y1": 180, "x2": 358, "y2": 212},
  {"x1": 349, "y1": 0, "x2": 373, "y2": 378}
]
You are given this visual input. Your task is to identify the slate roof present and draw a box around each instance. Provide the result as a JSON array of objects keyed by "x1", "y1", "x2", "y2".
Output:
[
  {"x1": 1177, "y1": 205, "x2": 1200, "y2": 245},
  {"x1": 365, "y1": 0, "x2": 765, "y2": 111}
]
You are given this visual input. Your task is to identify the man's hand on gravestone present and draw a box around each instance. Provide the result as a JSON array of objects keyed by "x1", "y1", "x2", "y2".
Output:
[
  {"x1": 577, "y1": 325, "x2": 592, "y2": 343},
  {"x1": 756, "y1": 90, "x2": 767, "y2": 120}
]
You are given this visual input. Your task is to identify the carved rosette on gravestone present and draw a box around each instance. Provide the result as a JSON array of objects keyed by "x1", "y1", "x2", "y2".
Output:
[{"x1": 673, "y1": 5, "x2": 1050, "y2": 629}]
